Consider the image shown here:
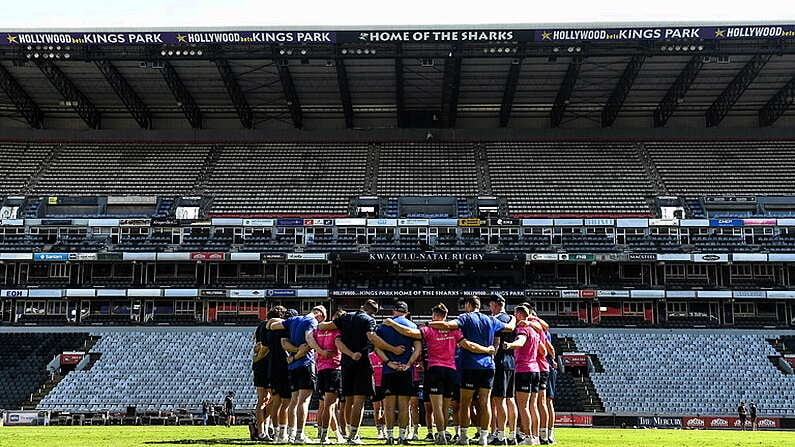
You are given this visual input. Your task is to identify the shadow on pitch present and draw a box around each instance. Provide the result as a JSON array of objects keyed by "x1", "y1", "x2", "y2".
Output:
[{"x1": 144, "y1": 440, "x2": 261, "y2": 446}]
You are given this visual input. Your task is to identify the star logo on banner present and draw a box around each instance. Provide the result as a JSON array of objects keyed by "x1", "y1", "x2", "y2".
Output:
[
  {"x1": 6, "y1": 35, "x2": 18, "y2": 43},
  {"x1": 541, "y1": 31, "x2": 552, "y2": 40},
  {"x1": 176, "y1": 34, "x2": 187, "y2": 43},
  {"x1": 714, "y1": 29, "x2": 726, "y2": 38}
]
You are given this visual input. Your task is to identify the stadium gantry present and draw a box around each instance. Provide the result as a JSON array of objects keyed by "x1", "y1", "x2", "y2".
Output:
[{"x1": 1, "y1": 22, "x2": 795, "y2": 432}]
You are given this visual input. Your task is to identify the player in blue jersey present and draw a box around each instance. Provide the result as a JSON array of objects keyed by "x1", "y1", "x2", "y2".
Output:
[
  {"x1": 428, "y1": 296, "x2": 516, "y2": 446},
  {"x1": 374, "y1": 301, "x2": 423, "y2": 445}
]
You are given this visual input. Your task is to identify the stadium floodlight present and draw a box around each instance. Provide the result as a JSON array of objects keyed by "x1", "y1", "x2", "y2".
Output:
[
  {"x1": 167, "y1": 50, "x2": 174, "y2": 56},
  {"x1": 48, "y1": 53, "x2": 54, "y2": 58},
  {"x1": 160, "y1": 50, "x2": 167, "y2": 56},
  {"x1": 674, "y1": 45, "x2": 681, "y2": 51},
  {"x1": 341, "y1": 49, "x2": 348, "y2": 55},
  {"x1": 697, "y1": 45, "x2": 704, "y2": 51},
  {"x1": 189, "y1": 50, "x2": 196, "y2": 56},
  {"x1": 300, "y1": 49, "x2": 307, "y2": 55},
  {"x1": 279, "y1": 49, "x2": 286, "y2": 55},
  {"x1": 33, "y1": 53, "x2": 39, "y2": 58},
  {"x1": 356, "y1": 49, "x2": 363, "y2": 54},
  {"x1": 553, "y1": 47, "x2": 560, "y2": 53},
  {"x1": 286, "y1": 49, "x2": 293, "y2": 55},
  {"x1": 497, "y1": 48, "x2": 504, "y2": 53},
  {"x1": 690, "y1": 45, "x2": 697, "y2": 51},
  {"x1": 175, "y1": 50, "x2": 181, "y2": 56},
  {"x1": 196, "y1": 50, "x2": 202, "y2": 56},
  {"x1": 370, "y1": 49, "x2": 376, "y2": 55},
  {"x1": 56, "y1": 46, "x2": 61, "y2": 51},
  {"x1": 489, "y1": 48, "x2": 496, "y2": 53},
  {"x1": 63, "y1": 53, "x2": 70, "y2": 59},
  {"x1": 25, "y1": 54, "x2": 31, "y2": 59},
  {"x1": 567, "y1": 46, "x2": 574, "y2": 53},
  {"x1": 26, "y1": 45, "x2": 32, "y2": 50},
  {"x1": 575, "y1": 47, "x2": 582, "y2": 53}
]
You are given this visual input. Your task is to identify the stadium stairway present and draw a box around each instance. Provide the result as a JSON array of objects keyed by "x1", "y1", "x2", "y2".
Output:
[
  {"x1": 0, "y1": 332, "x2": 93, "y2": 410},
  {"x1": 552, "y1": 334, "x2": 605, "y2": 413}
]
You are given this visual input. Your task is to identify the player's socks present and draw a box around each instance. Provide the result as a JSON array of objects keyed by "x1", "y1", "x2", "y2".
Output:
[{"x1": 399, "y1": 428, "x2": 407, "y2": 440}]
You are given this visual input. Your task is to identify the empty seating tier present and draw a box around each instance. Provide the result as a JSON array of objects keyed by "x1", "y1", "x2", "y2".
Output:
[
  {"x1": 207, "y1": 143, "x2": 368, "y2": 215},
  {"x1": 485, "y1": 142, "x2": 654, "y2": 215},
  {"x1": 31, "y1": 144, "x2": 209, "y2": 196},
  {"x1": 646, "y1": 141, "x2": 795, "y2": 196},
  {"x1": 560, "y1": 329, "x2": 795, "y2": 416},
  {"x1": 0, "y1": 332, "x2": 91, "y2": 409},
  {"x1": 38, "y1": 328, "x2": 256, "y2": 413},
  {"x1": 0, "y1": 144, "x2": 54, "y2": 196},
  {"x1": 376, "y1": 143, "x2": 480, "y2": 196}
]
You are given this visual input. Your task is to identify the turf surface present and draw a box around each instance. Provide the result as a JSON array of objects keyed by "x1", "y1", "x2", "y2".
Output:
[{"x1": 0, "y1": 426, "x2": 793, "y2": 447}]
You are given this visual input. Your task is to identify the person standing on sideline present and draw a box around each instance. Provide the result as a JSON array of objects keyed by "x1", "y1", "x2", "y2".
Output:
[
  {"x1": 749, "y1": 402, "x2": 757, "y2": 431},
  {"x1": 738, "y1": 401, "x2": 747, "y2": 431}
]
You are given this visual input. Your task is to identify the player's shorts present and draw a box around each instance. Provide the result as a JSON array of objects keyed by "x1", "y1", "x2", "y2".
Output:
[
  {"x1": 253, "y1": 358, "x2": 270, "y2": 388},
  {"x1": 515, "y1": 372, "x2": 541, "y2": 394},
  {"x1": 546, "y1": 369, "x2": 557, "y2": 399},
  {"x1": 317, "y1": 369, "x2": 342, "y2": 394},
  {"x1": 373, "y1": 386, "x2": 386, "y2": 402},
  {"x1": 288, "y1": 365, "x2": 316, "y2": 392},
  {"x1": 425, "y1": 366, "x2": 458, "y2": 399},
  {"x1": 382, "y1": 371, "x2": 415, "y2": 397},
  {"x1": 269, "y1": 373, "x2": 291, "y2": 399},
  {"x1": 460, "y1": 369, "x2": 495, "y2": 390},
  {"x1": 492, "y1": 368, "x2": 515, "y2": 398},
  {"x1": 539, "y1": 371, "x2": 549, "y2": 391},
  {"x1": 341, "y1": 362, "x2": 375, "y2": 397}
]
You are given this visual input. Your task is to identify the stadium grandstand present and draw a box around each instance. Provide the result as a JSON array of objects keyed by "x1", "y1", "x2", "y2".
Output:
[{"x1": 2, "y1": 22, "x2": 795, "y2": 436}]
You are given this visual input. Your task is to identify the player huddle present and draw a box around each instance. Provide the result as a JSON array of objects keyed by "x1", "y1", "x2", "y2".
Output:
[{"x1": 251, "y1": 295, "x2": 557, "y2": 446}]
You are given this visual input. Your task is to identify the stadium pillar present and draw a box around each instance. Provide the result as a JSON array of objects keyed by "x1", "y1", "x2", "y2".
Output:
[
  {"x1": 758, "y1": 75, "x2": 795, "y2": 127},
  {"x1": 276, "y1": 61, "x2": 303, "y2": 129},
  {"x1": 705, "y1": 53, "x2": 770, "y2": 127},
  {"x1": 335, "y1": 56, "x2": 355, "y2": 128},
  {"x1": 441, "y1": 50, "x2": 462, "y2": 127},
  {"x1": 35, "y1": 59, "x2": 101, "y2": 129},
  {"x1": 214, "y1": 58, "x2": 253, "y2": 129},
  {"x1": 550, "y1": 56, "x2": 582, "y2": 127},
  {"x1": 395, "y1": 47, "x2": 405, "y2": 128},
  {"x1": 0, "y1": 64, "x2": 44, "y2": 129},
  {"x1": 601, "y1": 54, "x2": 646, "y2": 127},
  {"x1": 499, "y1": 46, "x2": 525, "y2": 127},
  {"x1": 160, "y1": 61, "x2": 203, "y2": 129},
  {"x1": 653, "y1": 55, "x2": 705, "y2": 127},
  {"x1": 95, "y1": 60, "x2": 152, "y2": 129}
]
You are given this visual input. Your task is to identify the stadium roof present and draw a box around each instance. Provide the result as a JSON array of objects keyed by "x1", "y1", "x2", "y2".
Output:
[{"x1": 0, "y1": 22, "x2": 793, "y2": 131}]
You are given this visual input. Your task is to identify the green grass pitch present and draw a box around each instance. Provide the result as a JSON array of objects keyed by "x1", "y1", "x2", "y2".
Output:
[{"x1": 1, "y1": 426, "x2": 794, "y2": 447}]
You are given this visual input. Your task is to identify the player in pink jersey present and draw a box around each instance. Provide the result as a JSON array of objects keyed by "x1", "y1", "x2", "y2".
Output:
[
  {"x1": 387, "y1": 303, "x2": 496, "y2": 445},
  {"x1": 503, "y1": 305, "x2": 545, "y2": 445},
  {"x1": 312, "y1": 309, "x2": 346, "y2": 444},
  {"x1": 528, "y1": 310, "x2": 555, "y2": 445},
  {"x1": 370, "y1": 351, "x2": 386, "y2": 439}
]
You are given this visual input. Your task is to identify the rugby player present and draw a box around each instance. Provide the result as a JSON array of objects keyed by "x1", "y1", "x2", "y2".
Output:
[
  {"x1": 488, "y1": 294, "x2": 517, "y2": 445},
  {"x1": 313, "y1": 309, "x2": 346, "y2": 444},
  {"x1": 374, "y1": 301, "x2": 423, "y2": 445},
  {"x1": 504, "y1": 305, "x2": 544, "y2": 446},
  {"x1": 384, "y1": 302, "x2": 498, "y2": 445},
  {"x1": 425, "y1": 296, "x2": 516, "y2": 446},
  {"x1": 266, "y1": 307, "x2": 294, "y2": 443},
  {"x1": 271, "y1": 305, "x2": 327, "y2": 444},
  {"x1": 317, "y1": 299, "x2": 406, "y2": 444}
]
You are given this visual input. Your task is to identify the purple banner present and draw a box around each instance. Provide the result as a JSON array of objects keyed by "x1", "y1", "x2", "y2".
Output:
[
  {"x1": 535, "y1": 25, "x2": 795, "y2": 42},
  {"x1": 1, "y1": 25, "x2": 794, "y2": 46},
  {"x1": 1, "y1": 31, "x2": 336, "y2": 46}
]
